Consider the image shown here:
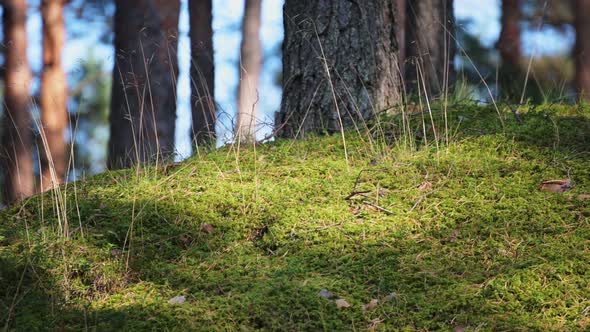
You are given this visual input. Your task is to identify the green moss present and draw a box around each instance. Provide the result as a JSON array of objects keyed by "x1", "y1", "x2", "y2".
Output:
[{"x1": 1, "y1": 104, "x2": 589, "y2": 331}]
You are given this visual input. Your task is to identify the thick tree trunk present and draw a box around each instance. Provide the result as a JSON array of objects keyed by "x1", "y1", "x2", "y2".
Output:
[
  {"x1": 405, "y1": 0, "x2": 456, "y2": 97},
  {"x1": 497, "y1": 0, "x2": 522, "y2": 100},
  {"x1": 108, "y1": 0, "x2": 180, "y2": 169},
  {"x1": 277, "y1": 1, "x2": 401, "y2": 138},
  {"x1": 236, "y1": 0, "x2": 262, "y2": 143},
  {"x1": 40, "y1": 0, "x2": 68, "y2": 190},
  {"x1": 397, "y1": 0, "x2": 406, "y2": 76},
  {"x1": 1, "y1": 0, "x2": 33, "y2": 204},
  {"x1": 575, "y1": 0, "x2": 590, "y2": 101},
  {"x1": 189, "y1": 0, "x2": 215, "y2": 146}
]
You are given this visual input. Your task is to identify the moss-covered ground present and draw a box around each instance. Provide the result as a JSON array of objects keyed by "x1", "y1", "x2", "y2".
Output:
[{"x1": 1, "y1": 104, "x2": 590, "y2": 331}]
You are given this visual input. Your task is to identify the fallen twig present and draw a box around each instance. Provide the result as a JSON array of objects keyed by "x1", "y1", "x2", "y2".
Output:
[
  {"x1": 362, "y1": 201, "x2": 394, "y2": 215},
  {"x1": 503, "y1": 102, "x2": 523, "y2": 125}
]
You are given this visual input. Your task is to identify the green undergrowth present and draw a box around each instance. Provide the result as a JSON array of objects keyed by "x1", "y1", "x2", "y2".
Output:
[{"x1": 1, "y1": 104, "x2": 590, "y2": 331}]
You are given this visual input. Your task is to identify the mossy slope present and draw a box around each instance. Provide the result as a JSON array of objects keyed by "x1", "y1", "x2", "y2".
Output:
[{"x1": 1, "y1": 104, "x2": 590, "y2": 331}]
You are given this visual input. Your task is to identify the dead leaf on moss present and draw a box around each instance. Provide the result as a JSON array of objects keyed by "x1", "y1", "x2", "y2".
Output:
[
  {"x1": 368, "y1": 319, "x2": 383, "y2": 331},
  {"x1": 335, "y1": 298, "x2": 351, "y2": 309},
  {"x1": 349, "y1": 206, "x2": 361, "y2": 215},
  {"x1": 201, "y1": 223, "x2": 215, "y2": 234},
  {"x1": 539, "y1": 179, "x2": 573, "y2": 192},
  {"x1": 454, "y1": 325, "x2": 467, "y2": 332},
  {"x1": 418, "y1": 181, "x2": 432, "y2": 191},
  {"x1": 362, "y1": 299, "x2": 379, "y2": 311}
]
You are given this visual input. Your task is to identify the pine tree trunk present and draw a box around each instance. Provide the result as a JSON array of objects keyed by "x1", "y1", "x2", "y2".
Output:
[
  {"x1": 405, "y1": 0, "x2": 456, "y2": 97},
  {"x1": 236, "y1": 0, "x2": 262, "y2": 143},
  {"x1": 575, "y1": 0, "x2": 590, "y2": 101},
  {"x1": 497, "y1": 0, "x2": 522, "y2": 100},
  {"x1": 1, "y1": 0, "x2": 33, "y2": 204},
  {"x1": 40, "y1": 0, "x2": 68, "y2": 190},
  {"x1": 189, "y1": 0, "x2": 215, "y2": 146},
  {"x1": 108, "y1": 0, "x2": 180, "y2": 169},
  {"x1": 277, "y1": 1, "x2": 402, "y2": 138},
  {"x1": 397, "y1": 0, "x2": 406, "y2": 76}
]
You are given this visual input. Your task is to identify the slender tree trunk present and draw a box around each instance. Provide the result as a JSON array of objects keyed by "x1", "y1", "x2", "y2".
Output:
[
  {"x1": 497, "y1": 0, "x2": 522, "y2": 100},
  {"x1": 575, "y1": 0, "x2": 590, "y2": 101},
  {"x1": 189, "y1": 0, "x2": 215, "y2": 146},
  {"x1": 1, "y1": 0, "x2": 33, "y2": 204},
  {"x1": 405, "y1": 0, "x2": 456, "y2": 97},
  {"x1": 108, "y1": 0, "x2": 180, "y2": 169},
  {"x1": 277, "y1": 1, "x2": 401, "y2": 138},
  {"x1": 236, "y1": 0, "x2": 262, "y2": 143},
  {"x1": 40, "y1": 0, "x2": 68, "y2": 190}
]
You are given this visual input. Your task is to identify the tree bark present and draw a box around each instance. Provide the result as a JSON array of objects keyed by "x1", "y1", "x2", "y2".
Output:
[
  {"x1": 277, "y1": 1, "x2": 402, "y2": 138},
  {"x1": 405, "y1": 0, "x2": 456, "y2": 97},
  {"x1": 189, "y1": 0, "x2": 215, "y2": 146},
  {"x1": 497, "y1": 0, "x2": 522, "y2": 100},
  {"x1": 108, "y1": 0, "x2": 180, "y2": 169},
  {"x1": 575, "y1": 0, "x2": 590, "y2": 101},
  {"x1": 236, "y1": 0, "x2": 262, "y2": 143},
  {"x1": 397, "y1": 0, "x2": 406, "y2": 76},
  {"x1": 1, "y1": 0, "x2": 34, "y2": 204},
  {"x1": 40, "y1": 0, "x2": 68, "y2": 190}
]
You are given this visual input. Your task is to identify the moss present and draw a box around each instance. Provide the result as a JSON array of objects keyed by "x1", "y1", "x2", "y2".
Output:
[{"x1": 1, "y1": 104, "x2": 589, "y2": 331}]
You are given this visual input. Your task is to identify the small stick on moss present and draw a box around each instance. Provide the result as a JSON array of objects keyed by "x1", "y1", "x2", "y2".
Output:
[
  {"x1": 345, "y1": 190, "x2": 371, "y2": 200},
  {"x1": 362, "y1": 201, "x2": 394, "y2": 215},
  {"x1": 408, "y1": 188, "x2": 439, "y2": 213},
  {"x1": 503, "y1": 102, "x2": 523, "y2": 125}
]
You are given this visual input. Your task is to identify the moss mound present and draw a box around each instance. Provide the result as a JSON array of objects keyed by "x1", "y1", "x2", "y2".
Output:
[{"x1": 1, "y1": 104, "x2": 590, "y2": 331}]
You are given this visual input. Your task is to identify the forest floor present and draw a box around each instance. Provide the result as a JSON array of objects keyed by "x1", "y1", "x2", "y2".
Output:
[{"x1": 1, "y1": 103, "x2": 590, "y2": 331}]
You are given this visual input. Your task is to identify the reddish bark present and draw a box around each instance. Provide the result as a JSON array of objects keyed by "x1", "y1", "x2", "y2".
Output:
[
  {"x1": 498, "y1": 0, "x2": 522, "y2": 69},
  {"x1": 1, "y1": 0, "x2": 34, "y2": 204},
  {"x1": 40, "y1": 0, "x2": 68, "y2": 190},
  {"x1": 497, "y1": 0, "x2": 522, "y2": 100}
]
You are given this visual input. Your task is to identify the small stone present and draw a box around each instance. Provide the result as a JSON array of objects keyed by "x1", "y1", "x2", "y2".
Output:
[
  {"x1": 384, "y1": 292, "x2": 398, "y2": 302},
  {"x1": 168, "y1": 295, "x2": 186, "y2": 304},
  {"x1": 318, "y1": 289, "x2": 334, "y2": 300}
]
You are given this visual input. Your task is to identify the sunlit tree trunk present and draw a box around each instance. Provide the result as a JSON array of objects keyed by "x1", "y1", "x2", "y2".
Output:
[
  {"x1": 189, "y1": 0, "x2": 215, "y2": 146},
  {"x1": 108, "y1": 0, "x2": 180, "y2": 169},
  {"x1": 236, "y1": 0, "x2": 262, "y2": 143},
  {"x1": 405, "y1": 0, "x2": 456, "y2": 97},
  {"x1": 40, "y1": 0, "x2": 68, "y2": 190},
  {"x1": 277, "y1": 1, "x2": 402, "y2": 138},
  {"x1": 575, "y1": 0, "x2": 590, "y2": 101},
  {"x1": 1, "y1": 0, "x2": 33, "y2": 204},
  {"x1": 497, "y1": 0, "x2": 522, "y2": 100}
]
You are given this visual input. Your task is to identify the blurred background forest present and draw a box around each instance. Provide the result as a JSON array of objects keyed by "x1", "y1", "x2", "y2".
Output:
[{"x1": 0, "y1": 0, "x2": 583, "y2": 205}]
